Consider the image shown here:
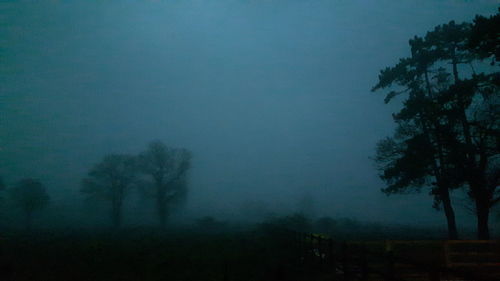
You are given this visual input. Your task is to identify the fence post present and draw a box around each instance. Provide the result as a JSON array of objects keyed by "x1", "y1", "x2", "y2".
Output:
[
  {"x1": 300, "y1": 233, "x2": 307, "y2": 262},
  {"x1": 297, "y1": 232, "x2": 302, "y2": 259},
  {"x1": 385, "y1": 248, "x2": 394, "y2": 281},
  {"x1": 318, "y1": 236, "x2": 323, "y2": 268},
  {"x1": 342, "y1": 242, "x2": 350, "y2": 281},
  {"x1": 310, "y1": 234, "x2": 315, "y2": 263},
  {"x1": 443, "y1": 240, "x2": 450, "y2": 268},
  {"x1": 328, "y1": 238, "x2": 335, "y2": 269},
  {"x1": 361, "y1": 243, "x2": 368, "y2": 281}
]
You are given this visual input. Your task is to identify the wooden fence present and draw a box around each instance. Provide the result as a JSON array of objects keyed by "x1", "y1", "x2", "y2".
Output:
[{"x1": 292, "y1": 232, "x2": 500, "y2": 281}]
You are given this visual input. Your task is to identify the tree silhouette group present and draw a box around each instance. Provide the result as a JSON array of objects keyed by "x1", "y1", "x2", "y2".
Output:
[
  {"x1": 373, "y1": 10, "x2": 499, "y2": 239},
  {"x1": 81, "y1": 141, "x2": 191, "y2": 228}
]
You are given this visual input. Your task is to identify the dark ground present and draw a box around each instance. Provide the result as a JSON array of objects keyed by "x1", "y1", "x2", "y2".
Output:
[
  {"x1": 0, "y1": 227, "x2": 311, "y2": 281},
  {"x1": 1, "y1": 223, "x2": 493, "y2": 281}
]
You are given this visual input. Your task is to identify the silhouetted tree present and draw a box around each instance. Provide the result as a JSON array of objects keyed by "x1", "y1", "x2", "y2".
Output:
[
  {"x1": 81, "y1": 154, "x2": 136, "y2": 228},
  {"x1": 468, "y1": 8, "x2": 500, "y2": 65},
  {"x1": 373, "y1": 12, "x2": 499, "y2": 239},
  {"x1": 138, "y1": 141, "x2": 191, "y2": 227},
  {"x1": 432, "y1": 17, "x2": 499, "y2": 239},
  {"x1": 9, "y1": 178, "x2": 49, "y2": 229},
  {"x1": 460, "y1": 8, "x2": 500, "y2": 239},
  {"x1": 373, "y1": 35, "x2": 463, "y2": 239}
]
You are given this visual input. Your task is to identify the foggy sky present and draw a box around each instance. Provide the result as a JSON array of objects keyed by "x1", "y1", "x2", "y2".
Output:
[{"x1": 1, "y1": 0, "x2": 498, "y2": 227}]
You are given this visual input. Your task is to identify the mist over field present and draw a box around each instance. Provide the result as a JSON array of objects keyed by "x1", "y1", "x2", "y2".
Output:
[{"x1": 0, "y1": 0, "x2": 498, "y2": 232}]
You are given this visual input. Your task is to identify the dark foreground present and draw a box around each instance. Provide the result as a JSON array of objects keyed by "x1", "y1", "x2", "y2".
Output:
[
  {"x1": 0, "y1": 228, "x2": 304, "y2": 281},
  {"x1": 1, "y1": 227, "x2": 499, "y2": 281}
]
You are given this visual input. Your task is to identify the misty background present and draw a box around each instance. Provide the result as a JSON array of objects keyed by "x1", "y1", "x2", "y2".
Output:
[{"x1": 1, "y1": 0, "x2": 498, "y2": 229}]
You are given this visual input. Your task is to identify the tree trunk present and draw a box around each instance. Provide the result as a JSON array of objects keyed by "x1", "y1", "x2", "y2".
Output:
[
  {"x1": 439, "y1": 185, "x2": 458, "y2": 239},
  {"x1": 449, "y1": 47, "x2": 491, "y2": 239},
  {"x1": 111, "y1": 185, "x2": 124, "y2": 228},
  {"x1": 475, "y1": 196, "x2": 490, "y2": 240},
  {"x1": 157, "y1": 187, "x2": 167, "y2": 228}
]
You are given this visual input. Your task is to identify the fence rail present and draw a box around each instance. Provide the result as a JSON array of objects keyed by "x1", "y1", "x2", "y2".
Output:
[{"x1": 291, "y1": 231, "x2": 500, "y2": 281}]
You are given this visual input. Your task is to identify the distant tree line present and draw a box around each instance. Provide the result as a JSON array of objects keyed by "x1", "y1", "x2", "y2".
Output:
[
  {"x1": 81, "y1": 140, "x2": 192, "y2": 228},
  {"x1": 0, "y1": 177, "x2": 50, "y2": 229},
  {"x1": 259, "y1": 213, "x2": 446, "y2": 240},
  {"x1": 373, "y1": 10, "x2": 499, "y2": 239}
]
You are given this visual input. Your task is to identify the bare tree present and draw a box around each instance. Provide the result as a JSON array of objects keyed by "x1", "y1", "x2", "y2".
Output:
[
  {"x1": 138, "y1": 141, "x2": 191, "y2": 228},
  {"x1": 81, "y1": 154, "x2": 136, "y2": 228},
  {"x1": 9, "y1": 178, "x2": 49, "y2": 229}
]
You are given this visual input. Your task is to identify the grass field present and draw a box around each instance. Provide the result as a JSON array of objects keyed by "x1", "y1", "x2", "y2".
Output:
[
  {"x1": 1, "y1": 225, "x2": 498, "y2": 281},
  {"x1": 0, "y1": 227, "x2": 306, "y2": 281}
]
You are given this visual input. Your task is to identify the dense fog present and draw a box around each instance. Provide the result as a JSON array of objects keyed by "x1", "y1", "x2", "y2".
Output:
[{"x1": 1, "y1": 0, "x2": 498, "y2": 232}]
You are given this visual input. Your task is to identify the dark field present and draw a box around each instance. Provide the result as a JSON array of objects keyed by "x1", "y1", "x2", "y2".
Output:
[
  {"x1": 0, "y1": 228, "x2": 303, "y2": 281},
  {"x1": 2, "y1": 225, "x2": 499, "y2": 281}
]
